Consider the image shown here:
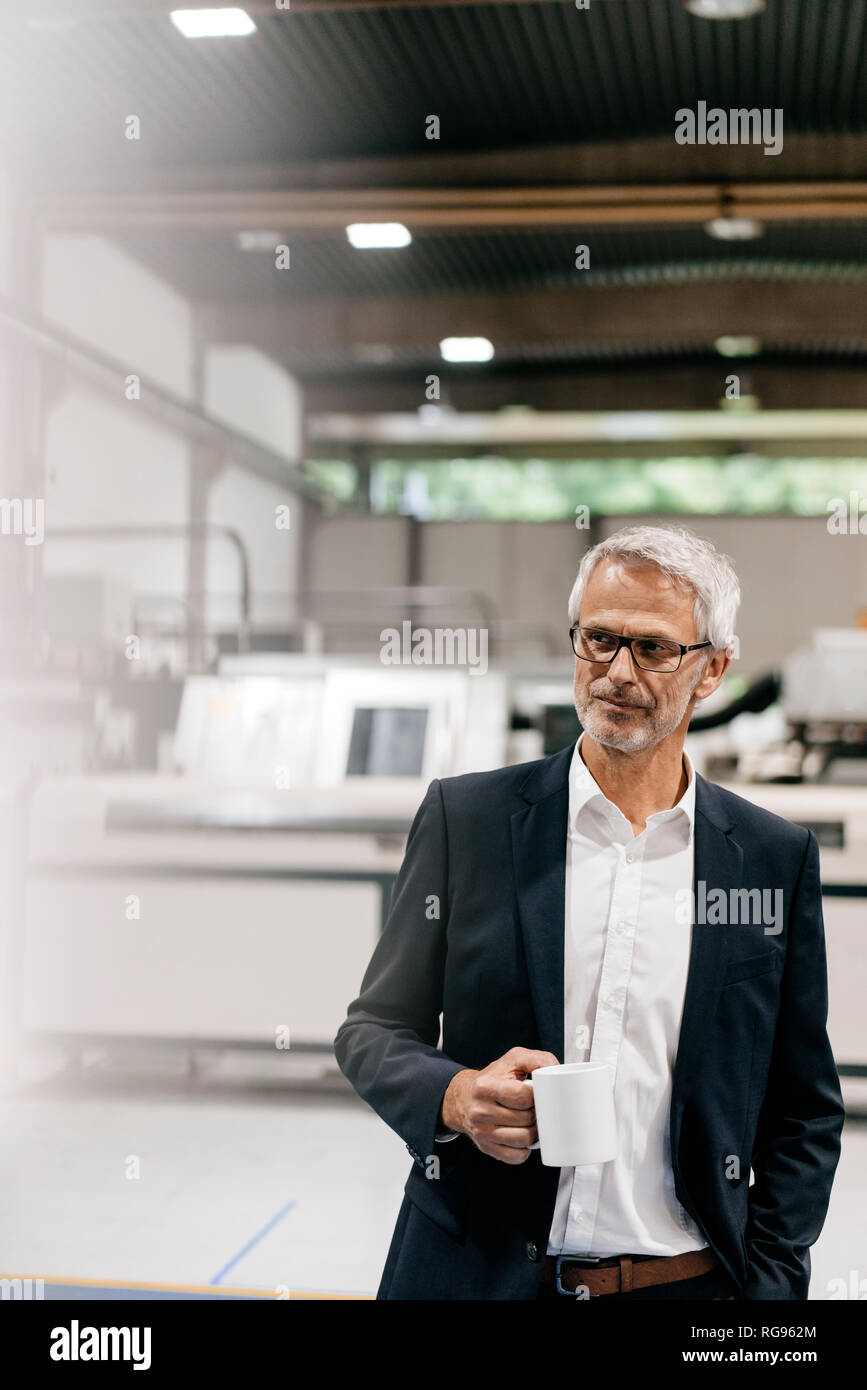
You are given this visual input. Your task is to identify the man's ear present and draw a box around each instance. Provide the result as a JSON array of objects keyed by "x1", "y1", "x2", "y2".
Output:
[{"x1": 693, "y1": 648, "x2": 731, "y2": 702}]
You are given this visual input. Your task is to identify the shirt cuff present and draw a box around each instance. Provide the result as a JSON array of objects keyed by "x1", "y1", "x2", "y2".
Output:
[{"x1": 435, "y1": 1128, "x2": 461, "y2": 1142}]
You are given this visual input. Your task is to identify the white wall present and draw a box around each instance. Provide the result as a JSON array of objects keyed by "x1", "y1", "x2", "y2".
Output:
[
  {"x1": 42, "y1": 383, "x2": 189, "y2": 597},
  {"x1": 203, "y1": 346, "x2": 303, "y2": 629},
  {"x1": 306, "y1": 515, "x2": 412, "y2": 651},
  {"x1": 204, "y1": 344, "x2": 301, "y2": 460},
  {"x1": 308, "y1": 513, "x2": 867, "y2": 675},
  {"x1": 39, "y1": 234, "x2": 194, "y2": 622},
  {"x1": 0, "y1": 164, "x2": 14, "y2": 493},
  {"x1": 421, "y1": 520, "x2": 585, "y2": 655},
  {"x1": 206, "y1": 463, "x2": 299, "y2": 629},
  {"x1": 43, "y1": 233, "x2": 193, "y2": 397},
  {"x1": 0, "y1": 163, "x2": 12, "y2": 298},
  {"x1": 309, "y1": 515, "x2": 411, "y2": 593},
  {"x1": 38, "y1": 240, "x2": 308, "y2": 640}
]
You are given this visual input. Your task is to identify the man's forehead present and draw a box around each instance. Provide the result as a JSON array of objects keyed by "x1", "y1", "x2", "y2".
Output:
[
  {"x1": 584, "y1": 558, "x2": 692, "y2": 608},
  {"x1": 581, "y1": 559, "x2": 697, "y2": 633}
]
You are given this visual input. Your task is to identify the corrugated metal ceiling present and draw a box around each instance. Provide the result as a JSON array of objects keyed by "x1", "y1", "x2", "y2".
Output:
[
  {"x1": 2, "y1": 0, "x2": 865, "y2": 174},
  {"x1": 112, "y1": 220, "x2": 867, "y2": 301},
  {"x1": 229, "y1": 337, "x2": 867, "y2": 376},
  {"x1": 2, "y1": 0, "x2": 866, "y2": 375}
]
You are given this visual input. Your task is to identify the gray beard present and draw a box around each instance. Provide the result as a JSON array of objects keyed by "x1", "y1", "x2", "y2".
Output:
[{"x1": 574, "y1": 665, "x2": 704, "y2": 754}]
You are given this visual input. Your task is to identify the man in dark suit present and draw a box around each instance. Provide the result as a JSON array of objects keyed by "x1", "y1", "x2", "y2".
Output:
[{"x1": 334, "y1": 524, "x2": 844, "y2": 1300}]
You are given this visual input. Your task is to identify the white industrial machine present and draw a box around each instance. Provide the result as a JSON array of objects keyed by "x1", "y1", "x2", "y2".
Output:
[
  {"x1": 20, "y1": 656, "x2": 508, "y2": 1064},
  {"x1": 714, "y1": 781, "x2": 867, "y2": 1109},
  {"x1": 783, "y1": 628, "x2": 867, "y2": 728}
]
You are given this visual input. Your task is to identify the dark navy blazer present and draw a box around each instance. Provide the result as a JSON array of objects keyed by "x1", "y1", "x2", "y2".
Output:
[{"x1": 333, "y1": 745, "x2": 844, "y2": 1300}]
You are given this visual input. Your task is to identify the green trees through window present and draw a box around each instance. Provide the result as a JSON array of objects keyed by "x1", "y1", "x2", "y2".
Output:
[{"x1": 304, "y1": 456, "x2": 867, "y2": 521}]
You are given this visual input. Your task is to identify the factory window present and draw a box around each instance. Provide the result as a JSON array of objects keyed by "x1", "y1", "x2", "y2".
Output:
[{"x1": 305, "y1": 456, "x2": 867, "y2": 522}]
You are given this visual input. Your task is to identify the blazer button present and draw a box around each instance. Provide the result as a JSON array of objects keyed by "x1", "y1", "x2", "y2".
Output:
[{"x1": 526, "y1": 1242, "x2": 540, "y2": 1262}]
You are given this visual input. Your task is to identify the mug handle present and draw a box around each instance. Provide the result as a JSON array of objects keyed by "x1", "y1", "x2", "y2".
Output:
[{"x1": 522, "y1": 1076, "x2": 541, "y2": 1150}]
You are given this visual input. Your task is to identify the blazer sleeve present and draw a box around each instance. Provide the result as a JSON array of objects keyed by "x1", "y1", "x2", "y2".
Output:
[
  {"x1": 742, "y1": 829, "x2": 845, "y2": 1300},
  {"x1": 332, "y1": 778, "x2": 471, "y2": 1171}
]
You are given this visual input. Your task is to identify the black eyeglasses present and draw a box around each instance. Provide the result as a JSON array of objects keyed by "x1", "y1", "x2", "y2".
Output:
[{"x1": 569, "y1": 625, "x2": 712, "y2": 673}]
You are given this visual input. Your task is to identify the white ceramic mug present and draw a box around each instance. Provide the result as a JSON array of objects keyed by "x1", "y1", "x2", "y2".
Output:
[{"x1": 523, "y1": 1062, "x2": 617, "y2": 1167}]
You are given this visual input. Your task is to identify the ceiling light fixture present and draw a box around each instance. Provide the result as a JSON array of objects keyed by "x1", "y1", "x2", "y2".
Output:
[
  {"x1": 346, "y1": 223, "x2": 412, "y2": 249},
  {"x1": 685, "y1": 0, "x2": 765, "y2": 19},
  {"x1": 170, "y1": 9, "x2": 257, "y2": 38},
  {"x1": 705, "y1": 216, "x2": 764, "y2": 241},
  {"x1": 440, "y1": 337, "x2": 495, "y2": 363},
  {"x1": 354, "y1": 344, "x2": 395, "y2": 365},
  {"x1": 715, "y1": 335, "x2": 762, "y2": 358},
  {"x1": 237, "y1": 230, "x2": 283, "y2": 251}
]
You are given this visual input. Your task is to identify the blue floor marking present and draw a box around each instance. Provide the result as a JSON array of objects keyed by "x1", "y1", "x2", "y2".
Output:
[{"x1": 210, "y1": 1198, "x2": 297, "y2": 1286}]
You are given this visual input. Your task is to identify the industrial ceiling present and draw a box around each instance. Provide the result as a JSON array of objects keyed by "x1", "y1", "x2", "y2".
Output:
[{"x1": 2, "y1": 0, "x2": 866, "y2": 416}]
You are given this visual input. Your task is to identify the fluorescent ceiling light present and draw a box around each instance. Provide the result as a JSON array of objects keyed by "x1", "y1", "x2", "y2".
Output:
[
  {"x1": 346, "y1": 223, "x2": 412, "y2": 249},
  {"x1": 715, "y1": 335, "x2": 762, "y2": 357},
  {"x1": 354, "y1": 344, "x2": 395, "y2": 365},
  {"x1": 705, "y1": 216, "x2": 764, "y2": 241},
  {"x1": 170, "y1": 9, "x2": 257, "y2": 38},
  {"x1": 685, "y1": 0, "x2": 765, "y2": 18},
  {"x1": 237, "y1": 230, "x2": 283, "y2": 251},
  {"x1": 440, "y1": 337, "x2": 495, "y2": 363}
]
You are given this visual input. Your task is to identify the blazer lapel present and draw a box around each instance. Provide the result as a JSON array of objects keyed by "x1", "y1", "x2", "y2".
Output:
[
  {"x1": 670, "y1": 774, "x2": 744, "y2": 1150},
  {"x1": 510, "y1": 745, "x2": 573, "y2": 1064}
]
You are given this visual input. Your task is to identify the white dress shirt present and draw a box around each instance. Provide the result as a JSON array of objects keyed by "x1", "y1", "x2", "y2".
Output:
[{"x1": 547, "y1": 735, "x2": 707, "y2": 1257}]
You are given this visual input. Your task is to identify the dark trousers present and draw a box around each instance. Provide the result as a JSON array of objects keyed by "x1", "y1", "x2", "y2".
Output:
[{"x1": 536, "y1": 1265, "x2": 739, "y2": 1301}]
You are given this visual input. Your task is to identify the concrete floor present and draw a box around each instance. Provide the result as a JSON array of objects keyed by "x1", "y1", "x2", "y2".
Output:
[{"x1": 1, "y1": 1053, "x2": 864, "y2": 1300}]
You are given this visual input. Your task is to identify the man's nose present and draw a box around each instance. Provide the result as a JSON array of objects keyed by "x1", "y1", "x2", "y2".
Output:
[{"x1": 607, "y1": 644, "x2": 636, "y2": 682}]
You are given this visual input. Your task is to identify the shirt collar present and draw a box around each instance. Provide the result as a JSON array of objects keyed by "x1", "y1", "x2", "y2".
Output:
[{"x1": 568, "y1": 733, "x2": 696, "y2": 840}]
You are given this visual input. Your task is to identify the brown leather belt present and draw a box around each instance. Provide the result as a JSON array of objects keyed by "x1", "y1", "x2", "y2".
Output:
[{"x1": 541, "y1": 1247, "x2": 719, "y2": 1296}]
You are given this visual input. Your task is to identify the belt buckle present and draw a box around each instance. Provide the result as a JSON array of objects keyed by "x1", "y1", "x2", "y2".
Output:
[{"x1": 554, "y1": 1253, "x2": 604, "y2": 1297}]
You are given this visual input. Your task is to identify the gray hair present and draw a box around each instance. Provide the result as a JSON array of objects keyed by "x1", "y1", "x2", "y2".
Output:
[{"x1": 567, "y1": 524, "x2": 740, "y2": 651}]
